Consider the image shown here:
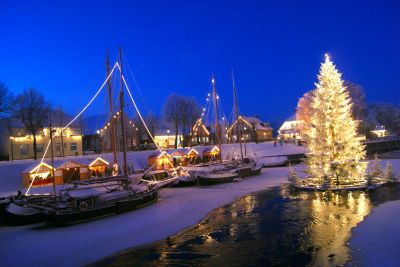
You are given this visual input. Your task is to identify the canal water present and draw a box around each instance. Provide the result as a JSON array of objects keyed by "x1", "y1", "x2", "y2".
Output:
[{"x1": 93, "y1": 184, "x2": 400, "y2": 267}]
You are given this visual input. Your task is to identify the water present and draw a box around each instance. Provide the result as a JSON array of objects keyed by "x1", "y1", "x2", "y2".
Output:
[{"x1": 93, "y1": 184, "x2": 400, "y2": 267}]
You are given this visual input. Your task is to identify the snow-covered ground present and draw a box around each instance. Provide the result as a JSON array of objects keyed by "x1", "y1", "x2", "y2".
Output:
[
  {"x1": 1, "y1": 144, "x2": 399, "y2": 267},
  {"x1": 0, "y1": 165, "x2": 305, "y2": 267},
  {"x1": 0, "y1": 141, "x2": 305, "y2": 197}
]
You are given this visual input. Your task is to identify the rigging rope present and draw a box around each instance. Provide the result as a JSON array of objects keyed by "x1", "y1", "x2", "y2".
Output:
[
  {"x1": 120, "y1": 72, "x2": 177, "y2": 173},
  {"x1": 25, "y1": 63, "x2": 119, "y2": 195}
]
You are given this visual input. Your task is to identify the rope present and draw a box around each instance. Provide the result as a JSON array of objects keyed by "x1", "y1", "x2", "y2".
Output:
[
  {"x1": 25, "y1": 63, "x2": 119, "y2": 195},
  {"x1": 120, "y1": 71, "x2": 177, "y2": 174}
]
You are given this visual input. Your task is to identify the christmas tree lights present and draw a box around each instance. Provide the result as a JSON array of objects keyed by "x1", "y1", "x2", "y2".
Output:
[{"x1": 304, "y1": 54, "x2": 367, "y2": 187}]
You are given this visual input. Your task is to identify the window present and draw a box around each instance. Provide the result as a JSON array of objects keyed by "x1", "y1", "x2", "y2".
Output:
[
  {"x1": 55, "y1": 143, "x2": 61, "y2": 153},
  {"x1": 19, "y1": 144, "x2": 29, "y2": 155},
  {"x1": 36, "y1": 144, "x2": 44, "y2": 153},
  {"x1": 70, "y1": 143, "x2": 77, "y2": 151}
]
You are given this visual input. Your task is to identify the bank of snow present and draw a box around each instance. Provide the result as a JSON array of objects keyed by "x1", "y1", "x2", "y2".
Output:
[
  {"x1": 350, "y1": 199, "x2": 400, "y2": 266},
  {"x1": 0, "y1": 165, "x2": 305, "y2": 267},
  {"x1": 0, "y1": 142, "x2": 305, "y2": 197}
]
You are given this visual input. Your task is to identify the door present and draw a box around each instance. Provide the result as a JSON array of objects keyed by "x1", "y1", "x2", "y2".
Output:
[{"x1": 63, "y1": 168, "x2": 80, "y2": 184}]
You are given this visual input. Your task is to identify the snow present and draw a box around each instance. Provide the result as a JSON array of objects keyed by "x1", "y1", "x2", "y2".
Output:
[
  {"x1": 0, "y1": 161, "x2": 306, "y2": 267},
  {"x1": 2, "y1": 143, "x2": 398, "y2": 266},
  {"x1": 0, "y1": 141, "x2": 305, "y2": 197}
]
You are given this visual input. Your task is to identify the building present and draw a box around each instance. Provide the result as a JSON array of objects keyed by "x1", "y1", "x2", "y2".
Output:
[
  {"x1": 9, "y1": 126, "x2": 83, "y2": 160},
  {"x1": 227, "y1": 116, "x2": 273, "y2": 143},
  {"x1": 371, "y1": 125, "x2": 388, "y2": 138},
  {"x1": 153, "y1": 127, "x2": 183, "y2": 149},
  {"x1": 190, "y1": 118, "x2": 210, "y2": 146},
  {"x1": 278, "y1": 114, "x2": 305, "y2": 141}
]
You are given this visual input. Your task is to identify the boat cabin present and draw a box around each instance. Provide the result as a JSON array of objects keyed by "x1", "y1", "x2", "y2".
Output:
[
  {"x1": 202, "y1": 146, "x2": 221, "y2": 162},
  {"x1": 147, "y1": 151, "x2": 173, "y2": 170}
]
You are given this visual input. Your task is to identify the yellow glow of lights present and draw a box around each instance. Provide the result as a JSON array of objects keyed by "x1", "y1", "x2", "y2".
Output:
[
  {"x1": 89, "y1": 157, "x2": 110, "y2": 167},
  {"x1": 29, "y1": 162, "x2": 54, "y2": 173}
]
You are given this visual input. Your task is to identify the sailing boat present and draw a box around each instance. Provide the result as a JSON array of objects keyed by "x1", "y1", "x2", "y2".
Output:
[
  {"x1": 229, "y1": 71, "x2": 263, "y2": 178},
  {"x1": 2, "y1": 49, "x2": 159, "y2": 225},
  {"x1": 195, "y1": 76, "x2": 240, "y2": 184}
]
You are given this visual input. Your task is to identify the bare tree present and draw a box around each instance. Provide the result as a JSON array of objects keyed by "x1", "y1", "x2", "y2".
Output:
[
  {"x1": 145, "y1": 112, "x2": 159, "y2": 142},
  {"x1": 344, "y1": 81, "x2": 366, "y2": 121},
  {"x1": 163, "y1": 94, "x2": 183, "y2": 148},
  {"x1": 13, "y1": 88, "x2": 51, "y2": 160},
  {"x1": 180, "y1": 97, "x2": 201, "y2": 147},
  {"x1": 0, "y1": 82, "x2": 14, "y2": 119},
  {"x1": 53, "y1": 106, "x2": 68, "y2": 156},
  {"x1": 163, "y1": 94, "x2": 201, "y2": 148},
  {"x1": 296, "y1": 90, "x2": 314, "y2": 125},
  {"x1": 296, "y1": 81, "x2": 367, "y2": 133}
]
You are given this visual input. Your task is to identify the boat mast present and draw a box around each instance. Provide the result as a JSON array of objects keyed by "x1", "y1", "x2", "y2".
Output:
[
  {"x1": 118, "y1": 48, "x2": 128, "y2": 178},
  {"x1": 212, "y1": 75, "x2": 222, "y2": 163},
  {"x1": 231, "y1": 70, "x2": 243, "y2": 161},
  {"x1": 49, "y1": 122, "x2": 56, "y2": 198},
  {"x1": 106, "y1": 51, "x2": 117, "y2": 165}
]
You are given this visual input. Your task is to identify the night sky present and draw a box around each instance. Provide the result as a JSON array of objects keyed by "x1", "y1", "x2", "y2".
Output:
[{"x1": 1, "y1": 1, "x2": 399, "y2": 128}]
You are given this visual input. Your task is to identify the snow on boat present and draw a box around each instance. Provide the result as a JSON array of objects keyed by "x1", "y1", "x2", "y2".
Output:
[
  {"x1": 197, "y1": 168, "x2": 239, "y2": 184},
  {"x1": 1, "y1": 192, "x2": 59, "y2": 225},
  {"x1": 46, "y1": 180, "x2": 158, "y2": 225},
  {"x1": 141, "y1": 170, "x2": 179, "y2": 188}
]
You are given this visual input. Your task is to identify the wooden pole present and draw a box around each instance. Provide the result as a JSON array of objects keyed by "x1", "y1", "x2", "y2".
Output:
[
  {"x1": 118, "y1": 48, "x2": 128, "y2": 177},
  {"x1": 212, "y1": 75, "x2": 222, "y2": 163},
  {"x1": 106, "y1": 51, "x2": 117, "y2": 164},
  {"x1": 49, "y1": 123, "x2": 56, "y2": 199}
]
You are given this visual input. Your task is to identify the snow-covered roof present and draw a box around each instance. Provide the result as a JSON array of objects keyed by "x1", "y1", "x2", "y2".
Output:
[
  {"x1": 148, "y1": 151, "x2": 171, "y2": 159},
  {"x1": 241, "y1": 116, "x2": 273, "y2": 131},
  {"x1": 22, "y1": 161, "x2": 53, "y2": 173}
]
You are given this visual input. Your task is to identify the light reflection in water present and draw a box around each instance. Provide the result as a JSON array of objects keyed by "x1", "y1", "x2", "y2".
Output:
[{"x1": 93, "y1": 185, "x2": 400, "y2": 267}]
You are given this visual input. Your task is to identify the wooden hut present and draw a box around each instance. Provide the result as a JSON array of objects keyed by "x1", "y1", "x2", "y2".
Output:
[
  {"x1": 147, "y1": 151, "x2": 173, "y2": 170},
  {"x1": 88, "y1": 157, "x2": 110, "y2": 177},
  {"x1": 202, "y1": 146, "x2": 220, "y2": 162},
  {"x1": 55, "y1": 161, "x2": 89, "y2": 184},
  {"x1": 22, "y1": 162, "x2": 56, "y2": 187},
  {"x1": 169, "y1": 150, "x2": 187, "y2": 167},
  {"x1": 182, "y1": 148, "x2": 199, "y2": 165}
]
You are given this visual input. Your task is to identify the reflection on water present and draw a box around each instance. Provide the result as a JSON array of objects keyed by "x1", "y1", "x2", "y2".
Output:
[{"x1": 93, "y1": 184, "x2": 400, "y2": 267}]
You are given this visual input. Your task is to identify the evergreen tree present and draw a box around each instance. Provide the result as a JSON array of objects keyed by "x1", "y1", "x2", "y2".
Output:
[
  {"x1": 369, "y1": 153, "x2": 383, "y2": 179},
  {"x1": 383, "y1": 161, "x2": 397, "y2": 183},
  {"x1": 304, "y1": 55, "x2": 367, "y2": 187}
]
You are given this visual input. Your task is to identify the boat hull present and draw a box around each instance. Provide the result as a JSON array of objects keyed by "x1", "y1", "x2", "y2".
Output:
[
  {"x1": 47, "y1": 189, "x2": 159, "y2": 225},
  {"x1": 198, "y1": 172, "x2": 238, "y2": 184},
  {"x1": 2, "y1": 202, "x2": 47, "y2": 226}
]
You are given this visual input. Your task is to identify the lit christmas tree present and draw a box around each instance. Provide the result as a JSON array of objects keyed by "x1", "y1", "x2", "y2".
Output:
[{"x1": 305, "y1": 54, "x2": 367, "y2": 187}]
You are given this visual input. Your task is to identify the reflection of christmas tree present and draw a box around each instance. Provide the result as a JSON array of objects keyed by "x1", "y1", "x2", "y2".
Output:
[
  {"x1": 305, "y1": 55, "x2": 367, "y2": 187},
  {"x1": 287, "y1": 162, "x2": 298, "y2": 185}
]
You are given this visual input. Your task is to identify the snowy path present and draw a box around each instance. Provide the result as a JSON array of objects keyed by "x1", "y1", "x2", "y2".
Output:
[
  {"x1": 349, "y1": 200, "x2": 400, "y2": 266},
  {"x1": 0, "y1": 165, "x2": 305, "y2": 267}
]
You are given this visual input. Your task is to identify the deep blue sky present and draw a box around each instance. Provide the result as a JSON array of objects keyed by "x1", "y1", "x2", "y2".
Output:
[{"x1": 1, "y1": 1, "x2": 399, "y2": 128}]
